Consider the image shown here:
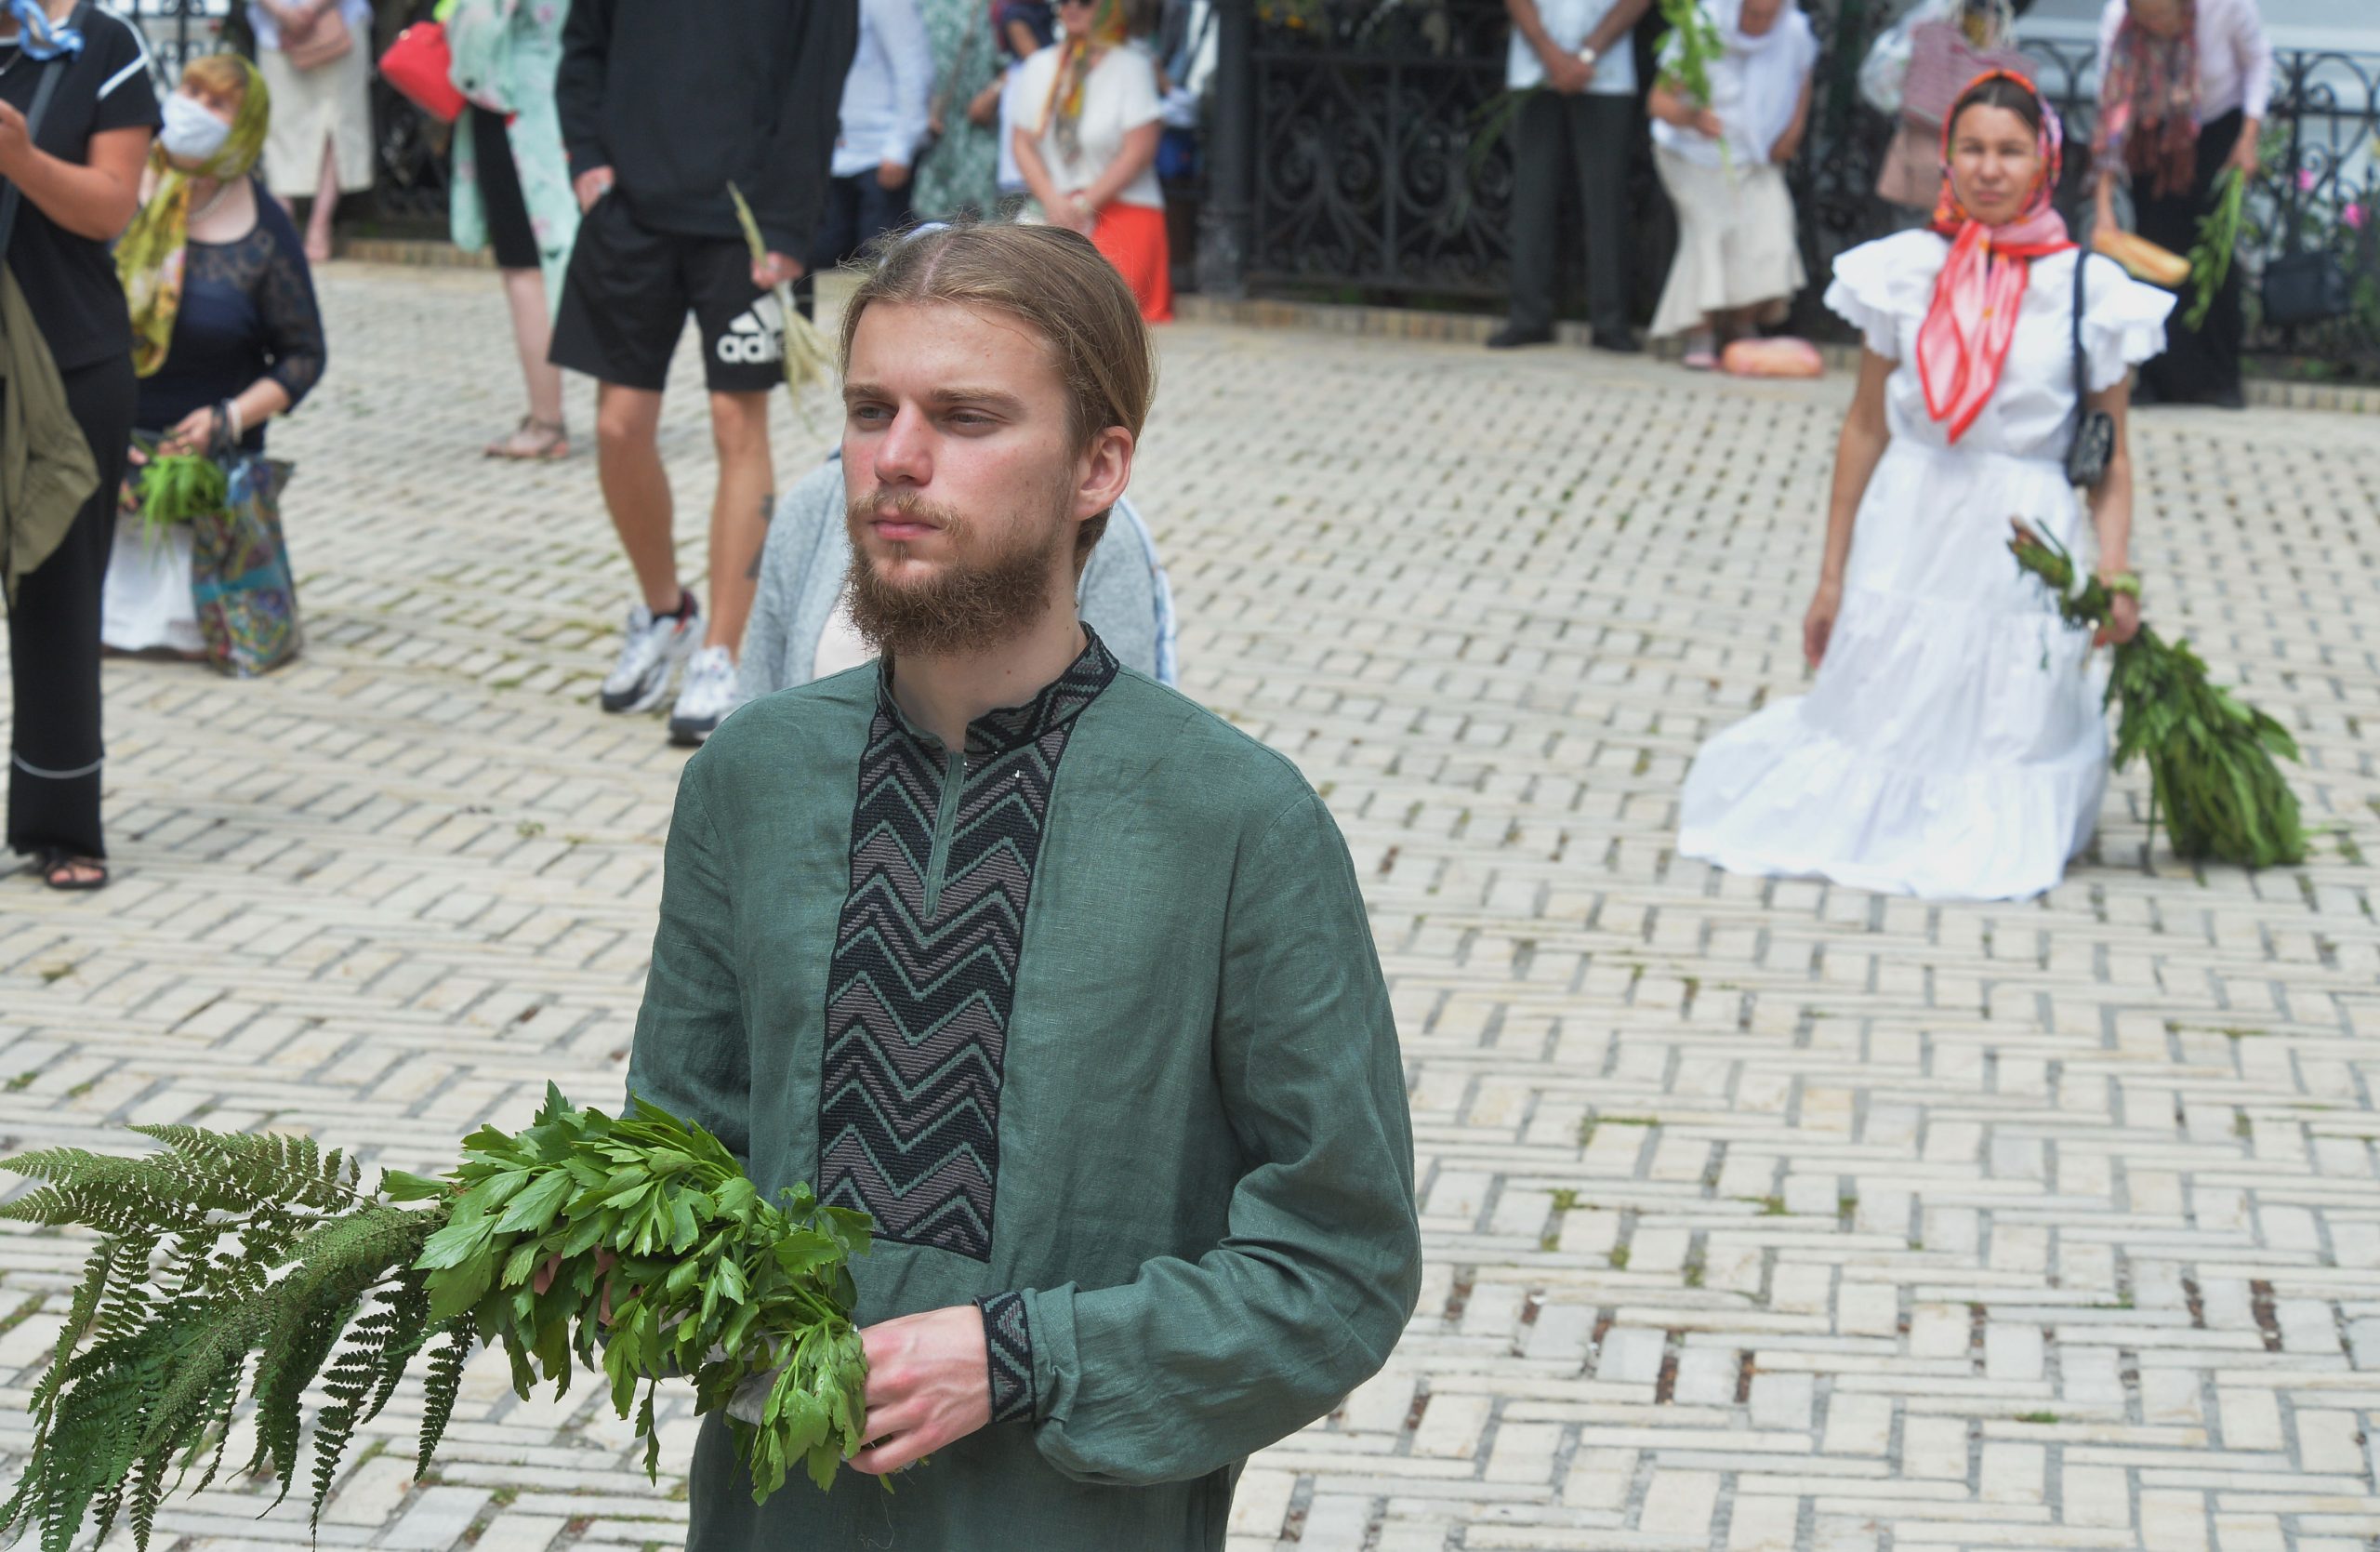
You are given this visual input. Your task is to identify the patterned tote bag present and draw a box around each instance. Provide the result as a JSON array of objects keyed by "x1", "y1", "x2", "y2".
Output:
[{"x1": 191, "y1": 457, "x2": 303, "y2": 676}]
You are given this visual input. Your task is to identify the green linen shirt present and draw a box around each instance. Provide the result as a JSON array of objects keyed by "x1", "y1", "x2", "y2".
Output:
[{"x1": 628, "y1": 630, "x2": 1421, "y2": 1551}]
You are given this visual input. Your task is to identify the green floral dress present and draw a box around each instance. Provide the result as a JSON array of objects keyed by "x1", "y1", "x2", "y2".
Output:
[{"x1": 910, "y1": 0, "x2": 1003, "y2": 220}]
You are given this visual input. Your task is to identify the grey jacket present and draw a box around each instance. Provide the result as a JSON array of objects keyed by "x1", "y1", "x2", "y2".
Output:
[{"x1": 736, "y1": 457, "x2": 1177, "y2": 701}]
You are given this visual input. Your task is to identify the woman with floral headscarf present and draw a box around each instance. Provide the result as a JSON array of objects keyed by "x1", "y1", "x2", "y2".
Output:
[
  {"x1": 102, "y1": 53, "x2": 324, "y2": 657},
  {"x1": 1678, "y1": 72, "x2": 2175, "y2": 900},
  {"x1": 2092, "y1": 0, "x2": 2270, "y2": 406},
  {"x1": 1012, "y1": 0, "x2": 1170, "y2": 321}
]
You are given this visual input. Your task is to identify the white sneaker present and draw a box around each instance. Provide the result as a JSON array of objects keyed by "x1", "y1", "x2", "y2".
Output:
[
  {"x1": 668, "y1": 644, "x2": 743, "y2": 746},
  {"x1": 600, "y1": 596, "x2": 700, "y2": 714}
]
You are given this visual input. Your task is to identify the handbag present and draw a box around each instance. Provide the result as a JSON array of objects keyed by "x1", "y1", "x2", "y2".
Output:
[
  {"x1": 2067, "y1": 251, "x2": 2115, "y2": 490},
  {"x1": 2261, "y1": 250, "x2": 2352, "y2": 327},
  {"x1": 189, "y1": 456, "x2": 303, "y2": 676},
  {"x1": 379, "y1": 20, "x2": 466, "y2": 121},
  {"x1": 282, "y1": 4, "x2": 355, "y2": 72},
  {"x1": 1900, "y1": 18, "x2": 2028, "y2": 134}
]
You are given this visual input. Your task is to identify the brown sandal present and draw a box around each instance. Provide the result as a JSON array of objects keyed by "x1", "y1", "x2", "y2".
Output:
[{"x1": 485, "y1": 416, "x2": 570, "y2": 461}]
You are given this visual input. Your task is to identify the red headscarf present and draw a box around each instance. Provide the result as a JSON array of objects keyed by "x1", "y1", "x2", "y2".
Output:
[{"x1": 1916, "y1": 70, "x2": 2074, "y2": 444}]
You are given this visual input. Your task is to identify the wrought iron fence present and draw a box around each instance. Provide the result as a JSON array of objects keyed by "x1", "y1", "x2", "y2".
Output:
[
  {"x1": 102, "y1": 0, "x2": 451, "y2": 226},
  {"x1": 1243, "y1": 0, "x2": 2380, "y2": 369}
]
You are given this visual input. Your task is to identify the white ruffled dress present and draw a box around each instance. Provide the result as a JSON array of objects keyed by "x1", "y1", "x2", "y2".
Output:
[{"x1": 1677, "y1": 231, "x2": 2174, "y2": 899}]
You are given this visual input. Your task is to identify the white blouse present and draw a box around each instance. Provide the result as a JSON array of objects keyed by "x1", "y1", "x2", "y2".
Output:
[
  {"x1": 1827, "y1": 231, "x2": 2174, "y2": 463},
  {"x1": 1012, "y1": 44, "x2": 1166, "y2": 211}
]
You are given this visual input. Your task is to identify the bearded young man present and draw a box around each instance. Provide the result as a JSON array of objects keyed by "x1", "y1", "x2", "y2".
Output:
[{"x1": 626, "y1": 222, "x2": 1422, "y2": 1548}]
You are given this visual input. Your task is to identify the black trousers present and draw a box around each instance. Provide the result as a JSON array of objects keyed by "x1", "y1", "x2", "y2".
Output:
[
  {"x1": 7, "y1": 353, "x2": 134, "y2": 861},
  {"x1": 793, "y1": 171, "x2": 914, "y2": 320},
  {"x1": 1505, "y1": 90, "x2": 1633, "y2": 338},
  {"x1": 2133, "y1": 109, "x2": 2244, "y2": 405}
]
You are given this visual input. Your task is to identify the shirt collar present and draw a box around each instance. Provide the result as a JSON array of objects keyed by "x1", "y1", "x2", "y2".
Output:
[{"x1": 874, "y1": 625, "x2": 1120, "y2": 762}]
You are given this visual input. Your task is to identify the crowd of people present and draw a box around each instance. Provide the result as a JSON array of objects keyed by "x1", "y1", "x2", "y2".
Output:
[{"x1": 0, "y1": 0, "x2": 2288, "y2": 915}]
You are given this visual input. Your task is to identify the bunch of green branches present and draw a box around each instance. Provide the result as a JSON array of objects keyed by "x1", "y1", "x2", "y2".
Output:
[
  {"x1": 0, "y1": 1086, "x2": 874, "y2": 1552},
  {"x1": 2009, "y1": 523, "x2": 2305, "y2": 869},
  {"x1": 133, "y1": 444, "x2": 230, "y2": 540},
  {"x1": 726, "y1": 181, "x2": 838, "y2": 427},
  {"x1": 1655, "y1": 0, "x2": 1724, "y2": 110},
  {"x1": 2183, "y1": 164, "x2": 2246, "y2": 330}
]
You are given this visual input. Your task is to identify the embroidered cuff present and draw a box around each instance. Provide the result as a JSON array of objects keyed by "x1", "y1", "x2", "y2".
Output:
[{"x1": 976, "y1": 1291, "x2": 1035, "y2": 1425}]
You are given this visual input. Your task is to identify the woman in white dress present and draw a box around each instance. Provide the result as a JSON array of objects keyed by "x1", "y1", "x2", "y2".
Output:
[{"x1": 1677, "y1": 71, "x2": 2174, "y2": 899}]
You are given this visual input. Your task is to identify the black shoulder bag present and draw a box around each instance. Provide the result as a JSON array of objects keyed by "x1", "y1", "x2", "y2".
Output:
[{"x1": 2065, "y1": 249, "x2": 2114, "y2": 490}]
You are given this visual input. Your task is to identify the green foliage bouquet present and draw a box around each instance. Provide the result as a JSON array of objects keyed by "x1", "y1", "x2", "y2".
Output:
[
  {"x1": 2009, "y1": 523, "x2": 2305, "y2": 869},
  {"x1": 0, "y1": 1087, "x2": 874, "y2": 1552}
]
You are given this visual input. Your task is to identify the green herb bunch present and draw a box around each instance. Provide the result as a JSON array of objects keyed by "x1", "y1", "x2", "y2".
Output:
[
  {"x1": 0, "y1": 1087, "x2": 874, "y2": 1552},
  {"x1": 1655, "y1": 0, "x2": 1723, "y2": 108},
  {"x1": 134, "y1": 447, "x2": 229, "y2": 541},
  {"x1": 2183, "y1": 165, "x2": 2246, "y2": 331},
  {"x1": 2010, "y1": 523, "x2": 2305, "y2": 869}
]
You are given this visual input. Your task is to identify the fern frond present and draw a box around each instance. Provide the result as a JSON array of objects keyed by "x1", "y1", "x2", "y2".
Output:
[
  {"x1": 416, "y1": 1320, "x2": 475, "y2": 1477},
  {"x1": 131, "y1": 1126, "x2": 369, "y2": 1214}
]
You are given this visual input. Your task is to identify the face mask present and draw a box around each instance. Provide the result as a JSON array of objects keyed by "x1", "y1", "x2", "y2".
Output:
[{"x1": 161, "y1": 94, "x2": 233, "y2": 165}]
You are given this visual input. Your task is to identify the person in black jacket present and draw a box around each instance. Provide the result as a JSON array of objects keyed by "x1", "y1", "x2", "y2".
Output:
[
  {"x1": 551, "y1": 0, "x2": 858, "y2": 746},
  {"x1": 1, "y1": 0, "x2": 159, "y2": 891}
]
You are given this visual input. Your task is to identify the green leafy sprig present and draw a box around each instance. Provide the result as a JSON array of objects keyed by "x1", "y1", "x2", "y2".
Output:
[
  {"x1": 134, "y1": 446, "x2": 229, "y2": 541},
  {"x1": 2183, "y1": 165, "x2": 2246, "y2": 331},
  {"x1": 0, "y1": 1088, "x2": 874, "y2": 1552},
  {"x1": 2009, "y1": 523, "x2": 2305, "y2": 869},
  {"x1": 1655, "y1": 0, "x2": 1731, "y2": 173}
]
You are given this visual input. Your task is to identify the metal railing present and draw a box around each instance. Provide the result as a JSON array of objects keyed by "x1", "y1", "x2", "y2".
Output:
[{"x1": 1236, "y1": 0, "x2": 2380, "y2": 369}]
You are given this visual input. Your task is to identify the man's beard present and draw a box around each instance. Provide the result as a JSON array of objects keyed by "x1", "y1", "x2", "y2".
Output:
[{"x1": 842, "y1": 488, "x2": 1068, "y2": 658}]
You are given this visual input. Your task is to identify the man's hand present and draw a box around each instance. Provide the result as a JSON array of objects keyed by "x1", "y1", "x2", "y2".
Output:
[
  {"x1": 845, "y1": 1306, "x2": 992, "y2": 1475},
  {"x1": 877, "y1": 159, "x2": 911, "y2": 192},
  {"x1": 574, "y1": 166, "x2": 615, "y2": 213},
  {"x1": 2228, "y1": 123, "x2": 2260, "y2": 179},
  {"x1": 752, "y1": 251, "x2": 802, "y2": 289},
  {"x1": 1540, "y1": 50, "x2": 1593, "y2": 95},
  {"x1": 2096, "y1": 581, "x2": 2141, "y2": 647}
]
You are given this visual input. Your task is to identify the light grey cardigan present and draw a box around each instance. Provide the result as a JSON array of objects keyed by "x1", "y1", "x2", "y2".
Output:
[{"x1": 735, "y1": 456, "x2": 1177, "y2": 701}]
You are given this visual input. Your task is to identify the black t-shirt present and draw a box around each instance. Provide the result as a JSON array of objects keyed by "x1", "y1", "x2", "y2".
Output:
[{"x1": 0, "y1": 6, "x2": 160, "y2": 371}]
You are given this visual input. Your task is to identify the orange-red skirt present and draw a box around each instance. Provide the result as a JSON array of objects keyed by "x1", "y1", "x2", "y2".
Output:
[{"x1": 1092, "y1": 201, "x2": 1173, "y2": 324}]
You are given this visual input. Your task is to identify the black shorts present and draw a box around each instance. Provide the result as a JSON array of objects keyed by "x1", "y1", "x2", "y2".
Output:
[
  {"x1": 469, "y1": 106, "x2": 540, "y2": 272},
  {"x1": 549, "y1": 195, "x2": 785, "y2": 393}
]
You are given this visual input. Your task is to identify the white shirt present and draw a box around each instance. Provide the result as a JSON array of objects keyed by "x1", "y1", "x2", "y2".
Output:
[
  {"x1": 2096, "y1": 0, "x2": 2272, "y2": 122},
  {"x1": 1506, "y1": 0, "x2": 1639, "y2": 94},
  {"x1": 833, "y1": 0, "x2": 936, "y2": 178},
  {"x1": 1013, "y1": 43, "x2": 1165, "y2": 210},
  {"x1": 247, "y1": 0, "x2": 376, "y2": 52},
  {"x1": 996, "y1": 60, "x2": 1029, "y2": 193}
]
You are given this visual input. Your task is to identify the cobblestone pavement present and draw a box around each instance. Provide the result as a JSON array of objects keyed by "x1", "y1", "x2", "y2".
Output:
[{"x1": 5, "y1": 261, "x2": 2380, "y2": 1552}]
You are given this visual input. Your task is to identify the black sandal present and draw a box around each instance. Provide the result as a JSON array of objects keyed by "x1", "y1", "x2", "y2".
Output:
[{"x1": 34, "y1": 848, "x2": 108, "y2": 892}]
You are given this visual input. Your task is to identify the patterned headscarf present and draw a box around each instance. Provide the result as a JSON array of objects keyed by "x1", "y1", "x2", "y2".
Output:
[
  {"x1": 116, "y1": 56, "x2": 271, "y2": 379},
  {"x1": 1918, "y1": 70, "x2": 2074, "y2": 444},
  {"x1": 1036, "y1": 0, "x2": 1131, "y2": 164},
  {"x1": 2094, "y1": 0, "x2": 2199, "y2": 200}
]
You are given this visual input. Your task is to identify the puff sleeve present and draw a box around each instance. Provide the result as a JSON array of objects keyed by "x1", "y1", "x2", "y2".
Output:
[
  {"x1": 1824, "y1": 232, "x2": 1944, "y2": 361},
  {"x1": 2080, "y1": 252, "x2": 2175, "y2": 392}
]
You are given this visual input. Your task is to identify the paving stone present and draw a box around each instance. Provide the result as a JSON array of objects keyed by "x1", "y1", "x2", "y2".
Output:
[{"x1": 4, "y1": 267, "x2": 2377, "y2": 1552}]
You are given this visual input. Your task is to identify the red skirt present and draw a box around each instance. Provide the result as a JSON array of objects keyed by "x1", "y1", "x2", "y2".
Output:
[{"x1": 1092, "y1": 201, "x2": 1173, "y2": 324}]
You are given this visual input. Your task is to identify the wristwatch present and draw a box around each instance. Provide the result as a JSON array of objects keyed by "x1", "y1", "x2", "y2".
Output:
[{"x1": 1577, "y1": 44, "x2": 1598, "y2": 67}]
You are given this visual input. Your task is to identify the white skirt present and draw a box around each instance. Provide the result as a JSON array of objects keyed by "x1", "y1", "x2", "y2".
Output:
[
  {"x1": 259, "y1": 41, "x2": 376, "y2": 197},
  {"x1": 1677, "y1": 440, "x2": 2109, "y2": 900},
  {"x1": 1649, "y1": 146, "x2": 1806, "y2": 340}
]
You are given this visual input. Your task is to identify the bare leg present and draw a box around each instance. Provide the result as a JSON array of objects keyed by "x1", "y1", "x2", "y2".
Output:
[
  {"x1": 487, "y1": 269, "x2": 567, "y2": 455},
  {"x1": 594, "y1": 383, "x2": 681, "y2": 615},
  {"x1": 704, "y1": 390, "x2": 774, "y2": 654},
  {"x1": 304, "y1": 137, "x2": 338, "y2": 263}
]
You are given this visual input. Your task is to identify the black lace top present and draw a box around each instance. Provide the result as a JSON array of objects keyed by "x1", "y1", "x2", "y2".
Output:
[{"x1": 134, "y1": 178, "x2": 327, "y2": 452}]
